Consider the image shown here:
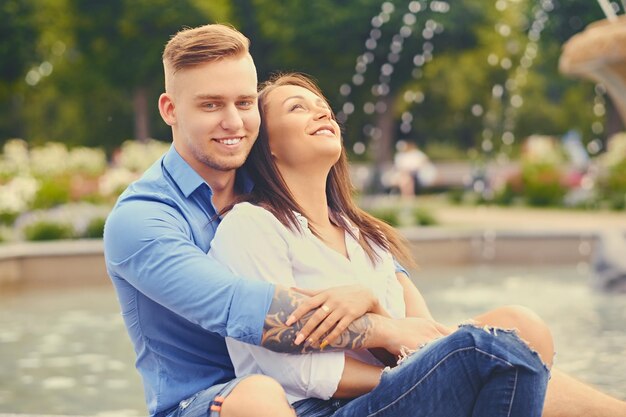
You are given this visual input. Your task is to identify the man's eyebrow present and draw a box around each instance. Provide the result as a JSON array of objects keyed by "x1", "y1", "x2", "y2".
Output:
[
  {"x1": 194, "y1": 94, "x2": 222, "y2": 100},
  {"x1": 194, "y1": 94, "x2": 257, "y2": 100}
]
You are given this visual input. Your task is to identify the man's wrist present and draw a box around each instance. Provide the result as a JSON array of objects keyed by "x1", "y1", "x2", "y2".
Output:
[{"x1": 363, "y1": 314, "x2": 393, "y2": 350}]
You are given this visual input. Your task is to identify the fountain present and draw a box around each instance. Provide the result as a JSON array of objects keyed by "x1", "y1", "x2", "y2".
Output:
[
  {"x1": 559, "y1": 2, "x2": 626, "y2": 292},
  {"x1": 559, "y1": 13, "x2": 626, "y2": 126}
]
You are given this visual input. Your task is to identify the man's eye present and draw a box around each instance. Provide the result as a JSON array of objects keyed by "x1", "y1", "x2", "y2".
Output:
[
  {"x1": 238, "y1": 101, "x2": 254, "y2": 108},
  {"x1": 203, "y1": 103, "x2": 218, "y2": 109}
]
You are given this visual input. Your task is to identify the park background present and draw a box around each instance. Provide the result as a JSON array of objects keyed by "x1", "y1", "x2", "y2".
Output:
[
  {"x1": 1, "y1": 0, "x2": 625, "y2": 240},
  {"x1": 1, "y1": 1, "x2": 626, "y2": 416}
]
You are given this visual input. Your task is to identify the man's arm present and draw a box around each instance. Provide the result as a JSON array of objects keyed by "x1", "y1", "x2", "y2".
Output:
[
  {"x1": 261, "y1": 288, "x2": 376, "y2": 353},
  {"x1": 262, "y1": 286, "x2": 453, "y2": 356},
  {"x1": 104, "y1": 200, "x2": 274, "y2": 345}
]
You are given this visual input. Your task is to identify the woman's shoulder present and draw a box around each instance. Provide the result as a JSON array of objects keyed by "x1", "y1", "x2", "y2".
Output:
[
  {"x1": 227, "y1": 201, "x2": 277, "y2": 219},
  {"x1": 220, "y1": 202, "x2": 288, "y2": 234}
]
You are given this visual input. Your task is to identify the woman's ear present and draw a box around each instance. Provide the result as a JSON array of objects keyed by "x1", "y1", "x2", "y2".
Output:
[{"x1": 158, "y1": 93, "x2": 176, "y2": 126}]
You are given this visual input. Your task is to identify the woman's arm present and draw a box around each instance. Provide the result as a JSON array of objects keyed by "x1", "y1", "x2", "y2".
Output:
[
  {"x1": 396, "y1": 272, "x2": 434, "y2": 319},
  {"x1": 334, "y1": 355, "x2": 383, "y2": 398}
]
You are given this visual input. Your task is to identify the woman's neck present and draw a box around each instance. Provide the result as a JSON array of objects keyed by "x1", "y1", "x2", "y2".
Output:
[{"x1": 281, "y1": 168, "x2": 331, "y2": 228}]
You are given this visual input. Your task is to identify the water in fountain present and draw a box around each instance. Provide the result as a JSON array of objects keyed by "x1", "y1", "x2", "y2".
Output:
[
  {"x1": 336, "y1": 1, "x2": 450, "y2": 158},
  {"x1": 480, "y1": 0, "x2": 556, "y2": 162},
  {"x1": 589, "y1": 83, "x2": 608, "y2": 155}
]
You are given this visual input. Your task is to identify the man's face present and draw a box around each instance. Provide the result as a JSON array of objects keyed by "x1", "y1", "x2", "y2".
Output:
[{"x1": 162, "y1": 54, "x2": 260, "y2": 179}]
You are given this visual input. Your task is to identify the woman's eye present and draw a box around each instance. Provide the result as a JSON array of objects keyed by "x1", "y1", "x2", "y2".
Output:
[{"x1": 289, "y1": 103, "x2": 305, "y2": 111}]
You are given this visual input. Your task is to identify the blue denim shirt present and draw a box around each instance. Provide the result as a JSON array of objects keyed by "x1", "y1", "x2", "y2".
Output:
[{"x1": 103, "y1": 145, "x2": 275, "y2": 416}]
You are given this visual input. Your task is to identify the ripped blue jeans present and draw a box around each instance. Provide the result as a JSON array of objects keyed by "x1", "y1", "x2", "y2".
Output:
[{"x1": 293, "y1": 325, "x2": 550, "y2": 417}]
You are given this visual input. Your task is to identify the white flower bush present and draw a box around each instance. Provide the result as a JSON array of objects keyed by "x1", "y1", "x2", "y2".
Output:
[
  {"x1": 0, "y1": 139, "x2": 30, "y2": 177},
  {"x1": 98, "y1": 167, "x2": 139, "y2": 197},
  {"x1": 14, "y1": 202, "x2": 112, "y2": 240},
  {"x1": 68, "y1": 147, "x2": 107, "y2": 176},
  {"x1": 0, "y1": 176, "x2": 40, "y2": 214},
  {"x1": 30, "y1": 142, "x2": 71, "y2": 177},
  {"x1": 117, "y1": 139, "x2": 170, "y2": 173},
  {"x1": 0, "y1": 138, "x2": 169, "y2": 241}
]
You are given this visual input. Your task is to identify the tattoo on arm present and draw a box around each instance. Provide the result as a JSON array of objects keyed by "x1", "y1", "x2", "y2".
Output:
[{"x1": 261, "y1": 288, "x2": 373, "y2": 354}]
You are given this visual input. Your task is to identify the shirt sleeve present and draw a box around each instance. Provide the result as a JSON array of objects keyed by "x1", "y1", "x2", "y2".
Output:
[
  {"x1": 393, "y1": 258, "x2": 410, "y2": 277},
  {"x1": 103, "y1": 198, "x2": 274, "y2": 346},
  {"x1": 209, "y1": 203, "x2": 345, "y2": 400}
]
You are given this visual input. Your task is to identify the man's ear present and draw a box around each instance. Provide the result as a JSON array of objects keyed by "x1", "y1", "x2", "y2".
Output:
[{"x1": 158, "y1": 93, "x2": 176, "y2": 126}]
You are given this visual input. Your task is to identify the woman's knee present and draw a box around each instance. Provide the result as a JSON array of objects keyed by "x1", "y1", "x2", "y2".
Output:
[
  {"x1": 221, "y1": 375, "x2": 295, "y2": 417},
  {"x1": 475, "y1": 305, "x2": 554, "y2": 367}
]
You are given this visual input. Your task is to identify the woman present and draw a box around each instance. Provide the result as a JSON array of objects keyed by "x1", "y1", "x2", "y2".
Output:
[{"x1": 208, "y1": 73, "x2": 551, "y2": 417}]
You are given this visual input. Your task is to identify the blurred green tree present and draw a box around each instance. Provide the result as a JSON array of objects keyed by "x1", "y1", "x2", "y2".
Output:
[
  {"x1": 0, "y1": 0, "x2": 618, "y2": 163},
  {"x1": 4, "y1": 0, "x2": 231, "y2": 151}
]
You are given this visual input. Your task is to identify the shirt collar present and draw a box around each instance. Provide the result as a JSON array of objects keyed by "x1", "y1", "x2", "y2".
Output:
[
  {"x1": 292, "y1": 210, "x2": 360, "y2": 239},
  {"x1": 163, "y1": 145, "x2": 254, "y2": 198}
]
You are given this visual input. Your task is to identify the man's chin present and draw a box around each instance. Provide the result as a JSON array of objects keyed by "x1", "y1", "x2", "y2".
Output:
[{"x1": 204, "y1": 156, "x2": 248, "y2": 172}]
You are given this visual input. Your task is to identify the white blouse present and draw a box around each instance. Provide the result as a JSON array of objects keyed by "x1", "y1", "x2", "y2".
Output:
[{"x1": 208, "y1": 202, "x2": 406, "y2": 404}]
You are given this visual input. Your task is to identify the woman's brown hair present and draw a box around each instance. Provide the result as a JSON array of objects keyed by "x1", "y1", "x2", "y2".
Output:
[{"x1": 239, "y1": 72, "x2": 415, "y2": 268}]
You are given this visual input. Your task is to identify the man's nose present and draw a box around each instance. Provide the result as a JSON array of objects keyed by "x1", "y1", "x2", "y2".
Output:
[{"x1": 220, "y1": 105, "x2": 244, "y2": 131}]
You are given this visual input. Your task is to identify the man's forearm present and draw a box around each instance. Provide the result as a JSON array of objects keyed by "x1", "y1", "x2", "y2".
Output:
[{"x1": 261, "y1": 287, "x2": 386, "y2": 353}]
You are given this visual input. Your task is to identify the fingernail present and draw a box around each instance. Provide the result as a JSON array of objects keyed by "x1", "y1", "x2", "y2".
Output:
[
  {"x1": 320, "y1": 340, "x2": 329, "y2": 350},
  {"x1": 294, "y1": 333, "x2": 304, "y2": 345},
  {"x1": 285, "y1": 315, "x2": 295, "y2": 326}
]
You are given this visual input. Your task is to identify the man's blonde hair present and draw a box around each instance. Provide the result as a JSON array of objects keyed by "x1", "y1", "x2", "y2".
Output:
[{"x1": 162, "y1": 24, "x2": 250, "y2": 74}]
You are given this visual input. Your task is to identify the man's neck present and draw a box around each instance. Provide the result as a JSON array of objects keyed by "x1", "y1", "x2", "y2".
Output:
[{"x1": 206, "y1": 171, "x2": 239, "y2": 213}]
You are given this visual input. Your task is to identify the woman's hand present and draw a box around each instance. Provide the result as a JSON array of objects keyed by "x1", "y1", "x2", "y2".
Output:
[
  {"x1": 286, "y1": 284, "x2": 386, "y2": 348},
  {"x1": 381, "y1": 317, "x2": 454, "y2": 356}
]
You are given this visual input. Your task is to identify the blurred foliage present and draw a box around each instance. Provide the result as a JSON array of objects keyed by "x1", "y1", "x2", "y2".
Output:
[
  {"x1": 367, "y1": 207, "x2": 400, "y2": 227},
  {"x1": 413, "y1": 206, "x2": 437, "y2": 226},
  {"x1": 597, "y1": 159, "x2": 626, "y2": 210},
  {"x1": 31, "y1": 177, "x2": 71, "y2": 209},
  {"x1": 83, "y1": 216, "x2": 106, "y2": 238},
  {"x1": 519, "y1": 162, "x2": 567, "y2": 206},
  {"x1": 0, "y1": 0, "x2": 615, "y2": 162},
  {"x1": 23, "y1": 220, "x2": 74, "y2": 241}
]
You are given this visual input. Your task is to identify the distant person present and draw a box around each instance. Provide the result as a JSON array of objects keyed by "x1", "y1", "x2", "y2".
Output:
[{"x1": 393, "y1": 141, "x2": 436, "y2": 197}]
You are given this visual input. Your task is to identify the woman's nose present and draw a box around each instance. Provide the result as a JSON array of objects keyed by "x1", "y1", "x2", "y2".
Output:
[{"x1": 314, "y1": 106, "x2": 331, "y2": 120}]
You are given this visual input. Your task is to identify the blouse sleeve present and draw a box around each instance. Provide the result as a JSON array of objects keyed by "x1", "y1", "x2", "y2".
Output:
[{"x1": 208, "y1": 203, "x2": 345, "y2": 400}]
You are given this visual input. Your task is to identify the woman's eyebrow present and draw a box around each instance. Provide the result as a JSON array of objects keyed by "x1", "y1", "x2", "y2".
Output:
[
  {"x1": 282, "y1": 95, "x2": 329, "y2": 108},
  {"x1": 282, "y1": 95, "x2": 305, "y2": 105}
]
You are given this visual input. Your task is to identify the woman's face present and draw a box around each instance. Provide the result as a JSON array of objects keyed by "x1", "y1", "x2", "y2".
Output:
[{"x1": 262, "y1": 84, "x2": 342, "y2": 172}]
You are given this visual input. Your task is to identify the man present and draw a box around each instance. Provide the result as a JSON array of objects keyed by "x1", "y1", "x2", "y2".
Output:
[{"x1": 104, "y1": 23, "x2": 626, "y2": 417}]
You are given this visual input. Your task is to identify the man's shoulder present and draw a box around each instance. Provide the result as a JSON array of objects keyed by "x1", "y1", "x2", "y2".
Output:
[
  {"x1": 115, "y1": 161, "x2": 180, "y2": 207},
  {"x1": 106, "y1": 163, "x2": 187, "y2": 230}
]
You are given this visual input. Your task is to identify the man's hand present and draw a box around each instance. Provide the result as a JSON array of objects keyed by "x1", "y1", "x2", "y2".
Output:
[{"x1": 286, "y1": 285, "x2": 387, "y2": 348}]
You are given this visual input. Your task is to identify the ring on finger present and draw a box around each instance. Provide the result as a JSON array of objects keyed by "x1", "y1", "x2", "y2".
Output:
[{"x1": 321, "y1": 304, "x2": 331, "y2": 313}]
